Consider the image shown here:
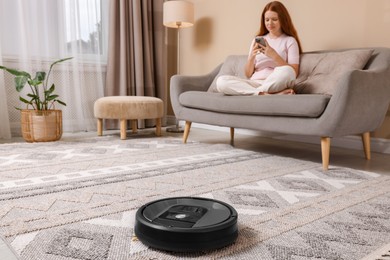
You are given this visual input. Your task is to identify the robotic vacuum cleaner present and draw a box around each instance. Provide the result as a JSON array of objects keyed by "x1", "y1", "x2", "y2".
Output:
[{"x1": 134, "y1": 197, "x2": 238, "y2": 252}]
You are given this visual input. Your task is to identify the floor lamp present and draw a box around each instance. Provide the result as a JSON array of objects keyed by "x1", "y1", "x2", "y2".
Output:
[{"x1": 163, "y1": 0, "x2": 194, "y2": 133}]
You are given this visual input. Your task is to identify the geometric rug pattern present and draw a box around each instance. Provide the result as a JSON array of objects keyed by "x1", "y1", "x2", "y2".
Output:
[{"x1": 0, "y1": 134, "x2": 389, "y2": 259}]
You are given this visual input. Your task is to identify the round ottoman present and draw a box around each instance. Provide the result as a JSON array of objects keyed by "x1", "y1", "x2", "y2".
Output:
[{"x1": 94, "y1": 96, "x2": 164, "y2": 139}]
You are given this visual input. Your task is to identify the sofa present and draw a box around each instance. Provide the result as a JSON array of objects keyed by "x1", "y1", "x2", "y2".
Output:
[{"x1": 170, "y1": 48, "x2": 390, "y2": 170}]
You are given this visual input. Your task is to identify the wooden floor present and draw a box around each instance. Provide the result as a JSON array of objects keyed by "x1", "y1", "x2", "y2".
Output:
[{"x1": 165, "y1": 127, "x2": 390, "y2": 175}]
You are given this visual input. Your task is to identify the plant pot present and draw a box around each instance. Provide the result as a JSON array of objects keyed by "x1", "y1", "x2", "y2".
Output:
[{"x1": 20, "y1": 109, "x2": 63, "y2": 142}]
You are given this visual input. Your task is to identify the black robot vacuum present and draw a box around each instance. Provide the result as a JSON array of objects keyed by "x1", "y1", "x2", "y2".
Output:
[{"x1": 134, "y1": 197, "x2": 238, "y2": 252}]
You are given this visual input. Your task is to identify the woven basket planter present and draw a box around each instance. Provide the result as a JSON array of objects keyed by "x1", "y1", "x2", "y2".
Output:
[{"x1": 20, "y1": 109, "x2": 63, "y2": 142}]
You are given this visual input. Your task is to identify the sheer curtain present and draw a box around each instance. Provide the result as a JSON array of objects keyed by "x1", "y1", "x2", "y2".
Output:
[
  {"x1": 0, "y1": 46, "x2": 11, "y2": 139},
  {"x1": 0, "y1": 0, "x2": 108, "y2": 138}
]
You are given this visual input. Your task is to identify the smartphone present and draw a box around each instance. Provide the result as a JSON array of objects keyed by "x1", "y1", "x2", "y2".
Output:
[{"x1": 255, "y1": 36, "x2": 266, "y2": 47}]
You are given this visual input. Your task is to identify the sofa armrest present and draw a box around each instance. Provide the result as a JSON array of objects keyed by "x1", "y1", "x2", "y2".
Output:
[
  {"x1": 170, "y1": 64, "x2": 222, "y2": 117},
  {"x1": 320, "y1": 67, "x2": 390, "y2": 136},
  {"x1": 171, "y1": 64, "x2": 221, "y2": 93}
]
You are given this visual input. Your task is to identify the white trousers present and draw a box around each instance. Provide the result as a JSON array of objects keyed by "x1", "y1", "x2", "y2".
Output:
[{"x1": 216, "y1": 65, "x2": 296, "y2": 95}]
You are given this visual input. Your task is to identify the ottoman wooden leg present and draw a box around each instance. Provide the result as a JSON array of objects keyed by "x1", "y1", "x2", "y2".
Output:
[
  {"x1": 97, "y1": 118, "x2": 103, "y2": 136},
  {"x1": 230, "y1": 127, "x2": 235, "y2": 146},
  {"x1": 120, "y1": 119, "x2": 127, "y2": 140},
  {"x1": 131, "y1": 120, "x2": 138, "y2": 133},
  {"x1": 156, "y1": 118, "x2": 161, "y2": 136}
]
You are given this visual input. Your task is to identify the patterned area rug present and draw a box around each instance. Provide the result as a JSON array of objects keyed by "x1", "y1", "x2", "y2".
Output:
[{"x1": 0, "y1": 134, "x2": 389, "y2": 260}]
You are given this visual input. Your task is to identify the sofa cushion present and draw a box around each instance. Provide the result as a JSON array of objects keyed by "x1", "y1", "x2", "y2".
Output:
[
  {"x1": 294, "y1": 49, "x2": 374, "y2": 95},
  {"x1": 208, "y1": 55, "x2": 247, "y2": 93},
  {"x1": 180, "y1": 91, "x2": 331, "y2": 118}
]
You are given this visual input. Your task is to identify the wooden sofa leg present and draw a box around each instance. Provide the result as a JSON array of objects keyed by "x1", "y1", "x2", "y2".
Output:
[
  {"x1": 321, "y1": 137, "x2": 331, "y2": 171},
  {"x1": 362, "y1": 132, "x2": 371, "y2": 160},
  {"x1": 183, "y1": 121, "x2": 192, "y2": 143},
  {"x1": 230, "y1": 127, "x2": 235, "y2": 145}
]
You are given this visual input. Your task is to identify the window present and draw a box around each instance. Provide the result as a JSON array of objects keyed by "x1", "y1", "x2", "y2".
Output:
[
  {"x1": 0, "y1": 0, "x2": 109, "y2": 61},
  {"x1": 63, "y1": 0, "x2": 109, "y2": 59}
]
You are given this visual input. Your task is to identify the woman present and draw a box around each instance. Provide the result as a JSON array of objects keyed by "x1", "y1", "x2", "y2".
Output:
[{"x1": 216, "y1": 1, "x2": 302, "y2": 95}]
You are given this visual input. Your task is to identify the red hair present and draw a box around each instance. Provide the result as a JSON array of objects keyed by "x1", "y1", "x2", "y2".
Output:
[{"x1": 257, "y1": 1, "x2": 302, "y2": 53}]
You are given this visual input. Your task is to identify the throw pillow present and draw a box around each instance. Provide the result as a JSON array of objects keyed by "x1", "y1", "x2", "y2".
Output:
[
  {"x1": 208, "y1": 55, "x2": 247, "y2": 92},
  {"x1": 294, "y1": 49, "x2": 374, "y2": 95}
]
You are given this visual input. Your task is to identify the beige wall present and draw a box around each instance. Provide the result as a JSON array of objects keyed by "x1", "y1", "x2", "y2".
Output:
[{"x1": 174, "y1": 0, "x2": 390, "y2": 139}]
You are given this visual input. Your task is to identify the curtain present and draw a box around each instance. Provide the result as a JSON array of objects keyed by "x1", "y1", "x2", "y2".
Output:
[
  {"x1": 0, "y1": 0, "x2": 108, "y2": 138},
  {"x1": 105, "y1": 0, "x2": 167, "y2": 129},
  {"x1": 0, "y1": 46, "x2": 11, "y2": 139}
]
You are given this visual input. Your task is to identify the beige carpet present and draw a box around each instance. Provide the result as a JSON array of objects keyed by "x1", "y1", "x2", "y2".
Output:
[{"x1": 0, "y1": 134, "x2": 389, "y2": 259}]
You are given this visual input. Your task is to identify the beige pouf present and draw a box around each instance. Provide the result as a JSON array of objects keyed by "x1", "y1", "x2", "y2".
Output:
[{"x1": 94, "y1": 96, "x2": 164, "y2": 139}]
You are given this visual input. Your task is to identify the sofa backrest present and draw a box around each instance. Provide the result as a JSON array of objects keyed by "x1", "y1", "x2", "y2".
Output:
[
  {"x1": 207, "y1": 55, "x2": 246, "y2": 93},
  {"x1": 208, "y1": 48, "x2": 390, "y2": 95},
  {"x1": 294, "y1": 49, "x2": 373, "y2": 95}
]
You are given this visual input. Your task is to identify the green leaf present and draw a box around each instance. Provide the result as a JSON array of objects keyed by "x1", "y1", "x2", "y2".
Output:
[
  {"x1": 35, "y1": 71, "x2": 46, "y2": 82},
  {"x1": 56, "y1": 100, "x2": 67, "y2": 106},
  {"x1": 19, "y1": 96, "x2": 32, "y2": 105},
  {"x1": 47, "y1": 94, "x2": 59, "y2": 101},
  {"x1": 14, "y1": 76, "x2": 28, "y2": 92},
  {"x1": 45, "y1": 57, "x2": 73, "y2": 88},
  {"x1": 27, "y1": 93, "x2": 37, "y2": 98},
  {"x1": 28, "y1": 78, "x2": 43, "y2": 86},
  {"x1": 50, "y1": 57, "x2": 73, "y2": 68},
  {"x1": 46, "y1": 83, "x2": 55, "y2": 94},
  {"x1": 0, "y1": 65, "x2": 31, "y2": 78}
]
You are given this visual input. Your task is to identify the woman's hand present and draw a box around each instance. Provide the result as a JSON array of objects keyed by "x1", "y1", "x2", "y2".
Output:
[
  {"x1": 259, "y1": 38, "x2": 299, "y2": 76},
  {"x1": 250, "y1": 38, "x2": 277, "y2": 60},
  {"x1": 245, "y1": 40, "x2": 261, "y2": 77},
  {"x1": 258, "y1": 38, "x2": 277, "y2": 59},
  {"x1": 250, "y1": 41, "x2": 262, "y2": 59}
]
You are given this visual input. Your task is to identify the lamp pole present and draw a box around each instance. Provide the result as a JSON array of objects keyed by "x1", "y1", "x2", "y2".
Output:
[
  {"x1": 176, "y1": 21, "x2": 182, "y2": 74},
  {"x1": 166, "y1": 21, "x2": 184, "y2": 133},
  {"x1": 166, "y1": 23, "x2": 184, "y2": 133},
  {"x1": 164, "y1": 0, "x2": 194, "y2": 133}
]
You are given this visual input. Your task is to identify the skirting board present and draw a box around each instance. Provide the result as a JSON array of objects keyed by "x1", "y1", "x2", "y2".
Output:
[{"x1": 176, "y1": 121, "x2": 390, "y2": 155}]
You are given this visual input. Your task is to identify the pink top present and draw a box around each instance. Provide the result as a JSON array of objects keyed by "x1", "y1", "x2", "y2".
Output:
[{"x1": 249, "y1": 33, "x2": 300, "y2": 80}]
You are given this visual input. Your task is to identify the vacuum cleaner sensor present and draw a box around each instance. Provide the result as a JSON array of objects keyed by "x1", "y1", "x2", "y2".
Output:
[{"x1": 134, "y1": 197, "x2": 238, "y2": 252}]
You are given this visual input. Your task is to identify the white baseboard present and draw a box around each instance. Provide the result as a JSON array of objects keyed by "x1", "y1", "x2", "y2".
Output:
[{"x1": 185, "y1": 122, "x2": 390, "y2": 155}]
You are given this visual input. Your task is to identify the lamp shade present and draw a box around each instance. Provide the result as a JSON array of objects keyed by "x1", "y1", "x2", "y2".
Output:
[{"x1": 163, "y1": 1, "x2": 194, "y2": 28}]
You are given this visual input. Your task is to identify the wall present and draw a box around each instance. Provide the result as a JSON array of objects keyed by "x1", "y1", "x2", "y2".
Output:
[{"x1": 174, "y1": 0, "x2": 390, "y2": 139}]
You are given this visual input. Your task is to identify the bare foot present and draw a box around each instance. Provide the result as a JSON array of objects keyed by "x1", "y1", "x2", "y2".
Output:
[
  {"x1": 258, "y1": 89, "x2": 295, "y2": 95},
  {"x1": 277, "y1": 88, "x2": 295, "y2": 95}
]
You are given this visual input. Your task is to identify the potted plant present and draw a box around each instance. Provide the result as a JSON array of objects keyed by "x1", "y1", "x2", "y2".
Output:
[{"x1": 0, "y1": 57, "x2": 72, "y2": 142}]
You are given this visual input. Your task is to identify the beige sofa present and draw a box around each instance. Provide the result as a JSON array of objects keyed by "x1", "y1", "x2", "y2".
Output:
[{"x1": 170, "y1": 48, "x2": 390, "y2": 170}]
